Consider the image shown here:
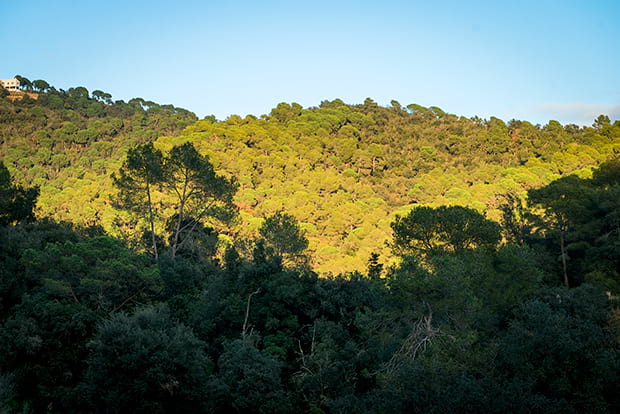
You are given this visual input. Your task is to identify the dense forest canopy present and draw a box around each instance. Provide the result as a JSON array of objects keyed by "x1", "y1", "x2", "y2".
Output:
[
  {"x1": 1, "y1": 153, "x2": 619, "y2": 413},
  {"x1": 0, "y1": 77, "x2": 619, "y2": 413},
  {"x1": 1, "y1": 78, "x2": 619, "y2": 274}
]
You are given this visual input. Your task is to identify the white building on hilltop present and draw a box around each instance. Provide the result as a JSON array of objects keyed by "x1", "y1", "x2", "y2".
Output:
[{"x1": 0, "y1": 78, "x2": 20, "y2": 91}]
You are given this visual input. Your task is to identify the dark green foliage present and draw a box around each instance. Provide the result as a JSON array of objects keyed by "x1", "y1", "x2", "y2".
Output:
[
  {"x1": 499, "y1": 192, "x2": 531, "y2": 244},
  {"x1": 158, "y1": 253, "x2": 213, "y2": 298},
  {"x1": 528, "y1": 159, "x2": 620, "y2": 292},
  {"x1": 528, "y1": 175, "x2": 593, "y2": 286},
  {"x1": 367, "y1": 365, "x2": 495, "y2": 414},
  {"x1": 0, "y1": 207, "x2": 618, "y2": 412},
  {"x1": 0, "y1": 219, "x2": 79, "y2": 316},
  {"x1": 259, "y1": 211, "x2": 309, "y2": 266},
  {"x1": 391, "y1": 205, "x2": 501, "y2": 256},
  {"x1": 21, "y1": 236, "x2": 162, "y2": 312},
  {"x1": 496, "y1": 286, "x2": 620, "y2": 413},
  {"x1": 0, "y1": 222, "x2": 167, "y2": 413},
  {"x1": 210, "y1": 338, "x2": 291, "y2": 413},
  {"x1": 164, "y1": 142, "x2": 238, "y2": 258},
  {"x1": 0, "y1": 295, "x2": 97, "y2": 413},
  {"x1": 0, "y1": 161, "x2": 38, "y2": 226},
  {"x1": 367, "y1": 252, "x2": 383, "y2": 280},
  {"x1": 83, "y1": 306, "x2": 211, "y2": 413},
  {"x1": 0, "y1": 81, "x2": 619, "y2": 412},
  {"x1": 0, "y1": 372, "x2": 14, "y2": 414},
  {"x1": 473, "y1": 244, "x2": 546, "y2": 319},
  {"x1": 292, "y1": 318, "x2": 368, "y2": 412}
]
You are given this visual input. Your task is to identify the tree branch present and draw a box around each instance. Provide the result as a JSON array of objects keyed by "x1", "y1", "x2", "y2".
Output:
[{"x1": 242, "y1": 289, "x2": 261, "y2": 337}]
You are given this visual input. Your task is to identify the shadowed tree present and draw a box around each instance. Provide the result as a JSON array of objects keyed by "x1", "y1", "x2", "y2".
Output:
[
  {"x1": 164, "y1": 142, "x2": 238, "y2": 258},
  {"x1": 0, "y1": 161, "x2": 39, "y2": 226},
  {"x1": 498, "y1": 192, "x2": 532, "y2": 245},
  {"x1": 391, "y1": 206, "x2": 501, "y2": 257},
  {"x1": 367, "y1": 252, "x2": 383, "y2": 280},
  {"x1": 0, "y1": 372, "x2": 14, "y2": 413},
  {"x1": 528, "y1": 175, "x2": 593, "y2": 287},
  {"x1": 527, "y1": 160, "x2": 620, "y2": 291},
  {"x1": 210, "y1": 338, "x2": 291, "y2": 413},
  {"x1": 112, "y1": 143, "x2": 165, "y2": 259},
  {"x1": 113, "y1": 142, "x2": 237, "y2": 260},
  {"x1": 259, "y1": 211, "x2": 309, "y2": 267},
  {"x1": 496, "y1": 285, "x2": 620, "y2": 412}
]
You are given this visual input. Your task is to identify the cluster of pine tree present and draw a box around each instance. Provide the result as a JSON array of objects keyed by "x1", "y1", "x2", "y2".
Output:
[
  {"x1": 1, "y1": 78, "x2": 619, "y2": 412},
  {"x1": 1, "y1": 150, "x2": 620, "y2": 412},
  {"x1": 0, "y1": 76, "x2": 197, "y2": 230},
  {"x1": 2, "y1": 79, "x2": 619, "y2": 273}
]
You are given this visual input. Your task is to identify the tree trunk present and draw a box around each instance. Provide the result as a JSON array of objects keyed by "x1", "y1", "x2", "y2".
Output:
[
  {"x1": 171, "y1": 171, "x2": 189, "y2": 258},
  {"x1": 560, "y1": 230, "x2": 569, "y2": 287},
  {"x1": 242, "y1": 289, "x2": 261, "y2": 337},
  {"x1": 146, "y1": 181, "x2": 158, "y2": 261}
]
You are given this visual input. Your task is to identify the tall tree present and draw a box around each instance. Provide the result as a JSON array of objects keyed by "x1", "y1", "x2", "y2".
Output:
[
  {"x1": 163, "y1": 142, "x2": 238, "y2": 258},
  {"x1": 13, "y1": 75, "x2": 31, "y2": 91},
  {"x1": 112, "y1": 144, "x2": 165, "y2": 259},
  {"x1": 113, "y1": 142, "x2": 237, "y2": 259},
  {"x1": 528, "y1": 175, "x2": 592, "y2": 287},
  {"x1": 32, "y1": 80, "x2": 50, "y2": 92}
]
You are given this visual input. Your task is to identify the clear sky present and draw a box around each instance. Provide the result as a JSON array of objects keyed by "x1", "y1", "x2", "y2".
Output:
[{"x1": 1, "y1": 0, "x2": 619, "y2": 125}]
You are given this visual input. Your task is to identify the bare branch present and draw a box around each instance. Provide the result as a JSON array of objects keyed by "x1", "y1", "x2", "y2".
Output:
[
  {"x1": 242, "y1": 289, "x2": 261, "y2": 337},
  {"x1": 380, "y1": 302, "x2": 439, "y2": 375}
]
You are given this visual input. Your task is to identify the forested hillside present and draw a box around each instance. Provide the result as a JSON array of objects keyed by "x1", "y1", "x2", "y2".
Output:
[
  {"x1": 0, "y1": 78, "x2": 197, "y2": 230},
  {"x1": 1, "y1": 78, "x2": 619, "y2": 413},
  {"x1": 1, "y1": 79, "x2": 619, "y2": 273},
  {"x1": 1, "y1": 155, "x2": 619, "y2": 413},
  {"x1": 164, "y1": 100, "x2": 619, "y2": 272}
]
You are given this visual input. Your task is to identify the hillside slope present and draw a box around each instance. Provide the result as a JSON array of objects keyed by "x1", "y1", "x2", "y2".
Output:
[
  {"x1": 1, "y1": 82, "x2": 619, "y2": 273},
  {"x1": 0, "y1": 81, "x2": 196, "y2": 230},
  {"x1": 157, "y1": 100, "x2": 620, "y2": 272}
]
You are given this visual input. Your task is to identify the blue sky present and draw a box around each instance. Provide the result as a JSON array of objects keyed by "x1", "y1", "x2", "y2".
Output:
[{"x1": 1, "y1": 0, "x2": 619, "y2": 125}]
